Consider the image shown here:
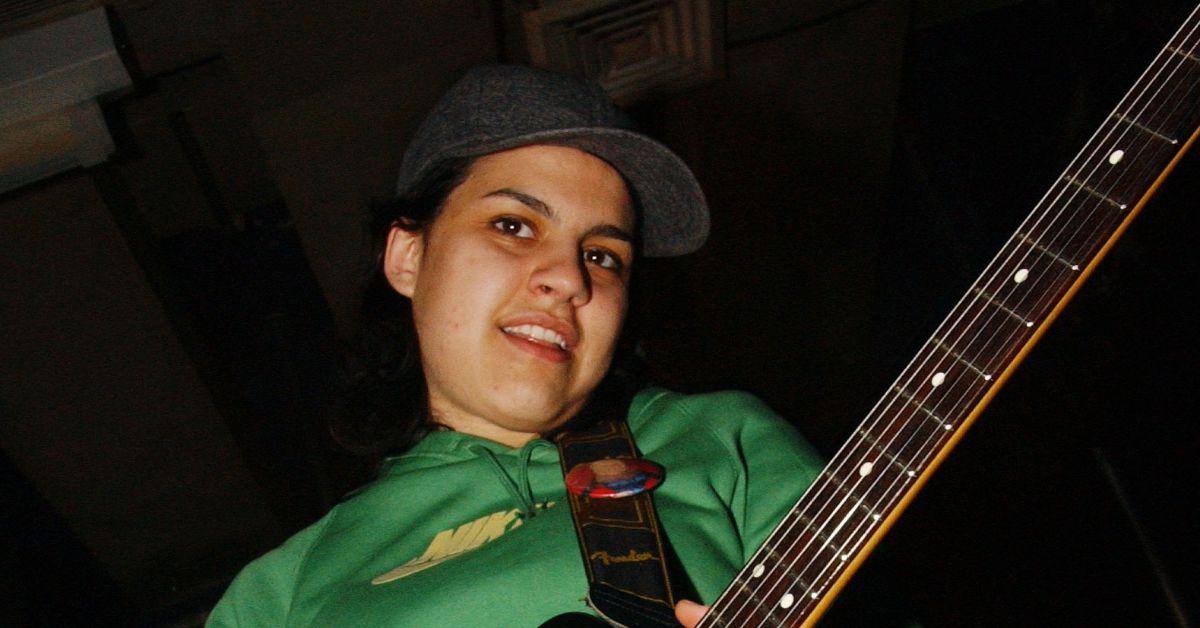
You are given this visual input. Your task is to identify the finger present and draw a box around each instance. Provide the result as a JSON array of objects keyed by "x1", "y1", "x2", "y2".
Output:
[{"x1": 674, "y1": 599, "x2": 708, "y2": 627}]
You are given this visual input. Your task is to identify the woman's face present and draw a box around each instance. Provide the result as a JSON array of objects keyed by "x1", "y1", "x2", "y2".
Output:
[{"x1": 385, "y1": 144, "x2": 635, "y2": 447}]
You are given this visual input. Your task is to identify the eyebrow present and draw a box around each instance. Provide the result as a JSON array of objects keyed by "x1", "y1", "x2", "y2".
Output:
[{"x1": 484, "y1": 187, "x2": 634, "y2": 243}]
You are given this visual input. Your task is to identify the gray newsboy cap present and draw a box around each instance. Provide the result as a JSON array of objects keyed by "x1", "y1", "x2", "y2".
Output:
[{"x1": 394, "y1": 64, "x2": 709, "y2": 257}]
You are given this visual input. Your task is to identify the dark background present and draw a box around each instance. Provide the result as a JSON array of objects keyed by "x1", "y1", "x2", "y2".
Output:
[{"x1": 1, "y1": 0, "x2": 1196, "y2": 625}]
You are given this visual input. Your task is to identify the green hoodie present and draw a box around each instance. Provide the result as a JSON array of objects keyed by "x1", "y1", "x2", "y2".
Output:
[{"x1": 208, "y1": 388, "x2": 823, "y2": 626}]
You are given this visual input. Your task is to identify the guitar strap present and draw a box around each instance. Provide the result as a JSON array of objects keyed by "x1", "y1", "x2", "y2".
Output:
[{"x1": 555, "y1": 419, "x2": 681, "y2": 628}]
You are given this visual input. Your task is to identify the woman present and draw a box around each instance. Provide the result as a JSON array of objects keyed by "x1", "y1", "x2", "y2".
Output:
[{"x1": 207, "y1": 64, "x2": 823, "y2": 627}]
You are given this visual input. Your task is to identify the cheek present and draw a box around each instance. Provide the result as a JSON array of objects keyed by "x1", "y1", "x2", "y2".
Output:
[
  {"x1": 586, "y1": 287, "x2": 629, "y2": 348},
  {"x1": 412, "y1": 259, "x2": 473, "y2": 348},
  {"x1": 421, "y1": 248, "x2": 522, "y2": 341},
  {"x1": 421, "y1": 286, "x2": 475, "y2": 342}
]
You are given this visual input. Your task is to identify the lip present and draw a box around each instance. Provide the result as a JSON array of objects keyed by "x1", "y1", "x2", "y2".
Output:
[
  {"x1": 502, "y1": 332, "x2": 571, "y2": 363},
  {"x1": 498, "y1": 312, "x2": 578, "y2": 363}
]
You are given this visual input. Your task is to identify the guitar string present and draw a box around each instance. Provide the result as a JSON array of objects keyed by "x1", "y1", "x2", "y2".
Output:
[
  {"x1": 779, "y1": 52, "x2": 1200, "y2": 621},
  {"x1": 768, "y1": 54, "x2": 1198, "y2": 628},
  {"x1": 769, "y1": 22, "x2": 1200, "y2": 626},
  {"x1": 860, "y1": 1, "x2": 1200, "y2": 554},
  {"x1": 765, "y1": 20, "x2": 1200, "y2": 627},
  {"x1": 700, "y1": 7, "x2": 1200, "y2": 624},
  {"x1": 981, "y1": 37, "x2": 1200, "y2": 381},
  {"x1": 715, "y1": 55, "x2": 1185, "y2": 624},
  {"x1": 700, "y1": 7, "x2": 1200, "y2": 619}
]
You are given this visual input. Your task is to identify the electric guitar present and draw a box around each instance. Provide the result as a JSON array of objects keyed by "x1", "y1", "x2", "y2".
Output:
[
  {"x1": 698, "y1": 5, "x2": 1200, "y2": 626},
  {"x1": 549, "y1": 3, "x2": 1200, "y2": 626}
]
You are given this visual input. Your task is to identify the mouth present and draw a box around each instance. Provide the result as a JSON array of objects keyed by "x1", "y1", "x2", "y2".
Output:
[
  {"x1": 501, "y1": 324, "x2": 569, "y2": 351},
  {"x1": 499, "y1": 316, "x2": 578, "y2": 364}
]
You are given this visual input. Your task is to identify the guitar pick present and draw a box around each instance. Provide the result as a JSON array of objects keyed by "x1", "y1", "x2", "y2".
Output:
[{"x1": 564, "y1": 457, "x2": 664, "y2": 498}]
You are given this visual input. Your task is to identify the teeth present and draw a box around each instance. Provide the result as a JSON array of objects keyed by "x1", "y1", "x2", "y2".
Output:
[{"x1": 503, "y1": 324, "x2": 567, "y2": 350}]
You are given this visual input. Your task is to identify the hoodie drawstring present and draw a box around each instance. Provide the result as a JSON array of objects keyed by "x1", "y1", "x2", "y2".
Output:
[{"x1": 471, "y1": 444, "x2": 540, "y2": 519}]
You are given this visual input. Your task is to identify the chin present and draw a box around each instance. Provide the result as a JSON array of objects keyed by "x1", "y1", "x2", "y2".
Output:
[{"x1": 490, "y1": 383, "x2": 584, "y2": 432}]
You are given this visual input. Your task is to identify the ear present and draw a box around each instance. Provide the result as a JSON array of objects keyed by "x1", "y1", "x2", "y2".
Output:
[{"x1": 383, "y1": 224, "x2": 423, "y2": 297}]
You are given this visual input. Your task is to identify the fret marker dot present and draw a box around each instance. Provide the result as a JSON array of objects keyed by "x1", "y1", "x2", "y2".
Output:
[
  {"x1": 906, "y1": 469, "x2": 916, "y2": 477},
  {"x1": 944, "y1": 424, "x2": 953, "y2": 430},
  {"x1": 810, "y1": 592, "x2": 820, "y2": 600},
  {"x1": 751, "y1": 564, "x2": 765, "y2": 578},
  {"x1": 1108, "y1": 149, "x2": 1125, "y2": 165},
  {"x1": 1025, "y1": 321, "x2": 1035, "y2": 327},
  {"x1": 931, "y1": 372, "x2": 946, "y2": 387},
  {"x1": 1071, "y1": 264, "x2": 1080, "y2": 271},
  {"x1": 872, "y1": 513, "x2": 881, "y2": 521},
  {"x1": 859, "y1": 461, "x2": 874, "y2": 476},
  {"x1": 984, "y1": 374, "x2": 993, "y2": 381},
  {"x1": 841, "y1": 553, "x2": 850, "y2": 561},
  {"x1": 1014, "y1": 268, "x2": 1029, "y2": 283},
  {"x1": 780, "y1": 593, "x2": 795, "y2": 609}
]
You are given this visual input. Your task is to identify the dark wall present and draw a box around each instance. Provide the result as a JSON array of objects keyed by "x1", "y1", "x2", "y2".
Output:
[{"x1": 632, "y1": 1, "x2": 1198, "y2": 625}]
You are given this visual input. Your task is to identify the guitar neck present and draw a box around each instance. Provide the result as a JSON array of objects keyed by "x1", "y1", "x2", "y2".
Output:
[{"x1": 699, "y1": 5, "x2": 1200, "y2": 627}]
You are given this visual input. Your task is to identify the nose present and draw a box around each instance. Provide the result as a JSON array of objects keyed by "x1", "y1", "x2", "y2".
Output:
[{"x1": 529, "y1": 246, "x2": 591, "y2": 306}]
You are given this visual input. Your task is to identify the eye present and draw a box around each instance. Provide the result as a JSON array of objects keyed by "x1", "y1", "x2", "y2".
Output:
[
  {"x1": 583, "y1": 248, "x2": 624, "y2": 272},
  {"x1": 492, "y1": 216, "x2": 534, "y2": 239}
]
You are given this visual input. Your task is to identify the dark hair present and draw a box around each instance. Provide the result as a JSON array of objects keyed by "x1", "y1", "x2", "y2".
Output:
[
  {"x1": 331, "y1": 154, "x2": 644, "y2": 467},
  {"x1": 329, "y1": 158, "x2": 473, "y2": 460}
]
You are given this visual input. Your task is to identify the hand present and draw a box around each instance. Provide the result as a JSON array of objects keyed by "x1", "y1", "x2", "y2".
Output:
[{"x1": 674, "y1": 599, "x2": 709, "y2": 627}]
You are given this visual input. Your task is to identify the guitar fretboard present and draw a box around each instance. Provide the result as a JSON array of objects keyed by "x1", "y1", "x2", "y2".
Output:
[{"x1": 700, "y1": 5, "x2": 1200, "y2": 627}]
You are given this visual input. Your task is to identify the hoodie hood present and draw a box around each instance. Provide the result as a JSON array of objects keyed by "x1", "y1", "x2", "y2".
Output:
[{"x1": 381, "y1": 430, "x2": 561, "y2": 519}]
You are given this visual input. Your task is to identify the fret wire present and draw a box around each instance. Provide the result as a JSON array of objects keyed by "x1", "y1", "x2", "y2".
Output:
[
  {"x1": 700, "y1": 8, "x2": 1200, "y2": 624},
  {"x1": 1032, "y1": 42, "x2": 1190, "y2": 277},
  {"x1": 724, "y1": 184, "x2": 1137, "y2": 624},
  {"x1": 1024, "y1": 30, "x2": 1200, "y2": 328},
  {"x1": 940, "y1": 19, "x2": 1200, "y2": 408},
  {"x1": 1008, "y1": 12, "x2": 1200, "y2": 329},
  {"x1": 747, "y1": 466, "x2": 884, "y2": 606},
  {"x1": 857, "y1": 426, "x2": 918, "y2": 473},
  {"x1": 927, "y1": 24, "x2": 1191, "y2": 616},
  {"x1": 796, "y1": 150, "x2": 1152, "y2": 612},
  {"x1": 1115, "y1": 112, "x2": 1180, "y2": 145},
  {"x1": 1122, "y1": 43, "x2": 1200, "y2": 142},
  {"x1": 757, "y1": 384, "x2": 966, "y2": 622},
  {"x1": 724, "y1": 20, "x2": 1195, "y2": 609},
  {"x1": 777, "y1": 298, "x2": 1012, "y2": 600},
  {"x1": 726, "y1": 238, "x2": 1055, "y2": 619},
  {"x1": 729, "y1": 176, "x2": 1152, "y2": 628},
  {"x1": 781, "y1": 184, "x2": 1132, "y2": 621},
  {"x1": 709, "y1": 468, "x2": 876, "y2": 625},
  {"x1": 782, "y1": 34, "x2": 1200, "y2": 624},
  {"x1": 786, "y1": 351, "x2": 991, "y2": 595},
  {"x1": 825, "y1": 73, "x2": 1190, "y2": 595},
  {"x1": 891, "y1": 16, "x2": 1200, "y2": 541},
  {"x1": 729, "y1": 123, "x2": 1132, "y2": 619},
  {"x1": 820, "y1": 94, "x2": 1166, "y2": 628},
  {"x1": 1023, "y1": 66, "x2": 1200, "y2": 324},
  {"x1": 727, "y1": 459, "x2": 897, "y2": 623},
  {"x1": 721, "y1": 505, "x2": 846, "y2": 627}
]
